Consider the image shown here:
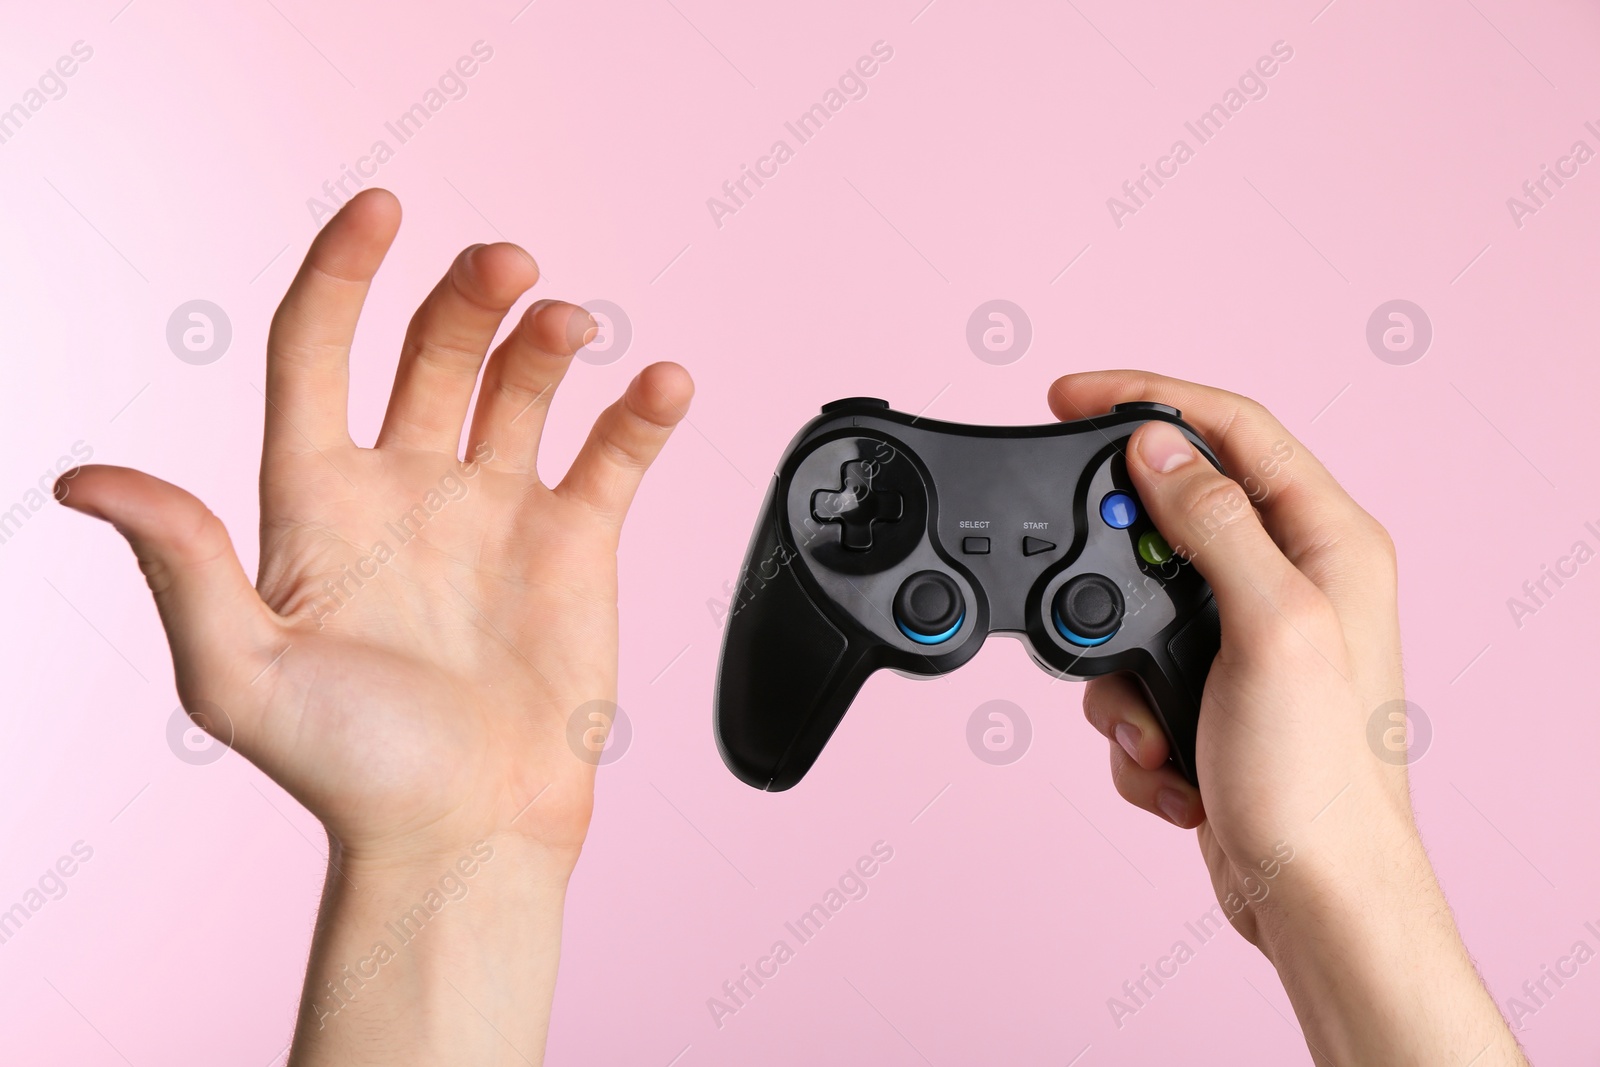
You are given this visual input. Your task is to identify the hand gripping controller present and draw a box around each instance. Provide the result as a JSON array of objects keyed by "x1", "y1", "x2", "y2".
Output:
[{"x1": 714, "y1": 398, "x2": 1223, "y2": 791}]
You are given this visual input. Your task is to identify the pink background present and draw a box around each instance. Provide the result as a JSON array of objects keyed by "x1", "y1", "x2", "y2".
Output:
[{"x1": 3, "y1": 0, "x2": 1597, "y2": 1062}]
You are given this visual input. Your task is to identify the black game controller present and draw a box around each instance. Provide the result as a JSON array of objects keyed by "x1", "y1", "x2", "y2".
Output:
[{"x1": 714, "y1": 397, "x2": 1223, "y2": 791}]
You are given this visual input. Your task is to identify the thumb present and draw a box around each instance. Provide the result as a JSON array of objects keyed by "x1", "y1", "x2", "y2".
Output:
[
  {"x1": 55, "y1": 465, "x2": 278, "y2": 711},
  {"x1": 1124, "y1": 420, "x2": 1310, "y2": 639}
]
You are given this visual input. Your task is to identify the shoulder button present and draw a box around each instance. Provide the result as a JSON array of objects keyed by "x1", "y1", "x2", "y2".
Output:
[
  {"x1": 821, "y1": 397, "x2": 891, "y2": 414},
  {"x1": 1110, "y1": 401, "x2": 1180, "y2": 418}
]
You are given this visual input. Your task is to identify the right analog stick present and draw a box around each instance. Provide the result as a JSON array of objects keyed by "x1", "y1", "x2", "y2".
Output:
[
  {"x1": 893, "y1": 571, "x2": 966, "y2": 645},
  {"x1": 1054, "y1": 573, "x2": 1125, "y2": 647}
]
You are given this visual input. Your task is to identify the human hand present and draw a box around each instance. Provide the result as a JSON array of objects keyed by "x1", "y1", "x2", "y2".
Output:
[
  {"x1": 1050, "y1": 371, "x2": 1405, "y2": 941},
  {"x1": 1049, "y1": 371, "x2": 1523, "y2": 1065},
  {"x1": 57, "y1": 188, "x2": 692, "y2": 1063}
]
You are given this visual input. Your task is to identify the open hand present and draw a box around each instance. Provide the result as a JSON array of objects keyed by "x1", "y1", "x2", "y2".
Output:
[{"x1": 58, "y1": 187, "x2": 692, "y2": 884}]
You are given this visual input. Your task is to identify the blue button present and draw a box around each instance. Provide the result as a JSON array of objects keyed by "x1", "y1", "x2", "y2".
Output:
[{"x1": 1100, "y1": 491, "x2": 1138, "y2": 529}]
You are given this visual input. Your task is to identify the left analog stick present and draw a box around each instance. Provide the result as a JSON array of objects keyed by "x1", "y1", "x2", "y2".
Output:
[{"x1": 894, "y1": 571, "x2": 966, "y2": 645}]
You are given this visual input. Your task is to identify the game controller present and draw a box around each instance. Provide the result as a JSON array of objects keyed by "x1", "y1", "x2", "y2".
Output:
[{"x1": 714, "y1": 397, "x2": 1223, "y2": 791}]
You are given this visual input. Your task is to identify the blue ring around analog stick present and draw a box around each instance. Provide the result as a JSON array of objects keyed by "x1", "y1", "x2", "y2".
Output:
[
  {"x1": 1052, "y1": 573, "x2": 1125, "y2": 647},
  {"x1": 1053, "y1": 609, "x2": 1114, "y2": 646},
  {"x1": 893, "y1": 571, "x2": 966, "y2": 645},
  {"x1": 898, "y1": 611, "x2": 965, "y2": 645}
]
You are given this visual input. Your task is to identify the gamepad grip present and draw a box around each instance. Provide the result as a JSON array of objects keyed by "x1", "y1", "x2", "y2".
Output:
[{"x1": 714, "y1": 398, "x2": 1222, "y2": 791}]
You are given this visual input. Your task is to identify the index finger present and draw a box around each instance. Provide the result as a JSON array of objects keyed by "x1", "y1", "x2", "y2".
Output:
[{"x1": 264, "y1": 188, "x2": 401, "y2": 460}]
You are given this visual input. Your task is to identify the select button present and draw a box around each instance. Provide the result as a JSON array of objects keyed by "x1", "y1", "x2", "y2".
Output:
[{"x1": 962, "y1": 536, "x2": 990, "y2": 554}]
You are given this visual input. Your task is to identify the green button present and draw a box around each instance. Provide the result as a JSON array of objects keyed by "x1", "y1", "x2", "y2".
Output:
[{"x1": 1138, "y1": 530, "x2": 1173, "y2": 565}]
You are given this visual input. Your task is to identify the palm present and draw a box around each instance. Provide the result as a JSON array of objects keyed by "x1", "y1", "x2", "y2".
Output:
[
  {"x1": 61, "y1": 189, "x2": 691, "y2": 865},
  {"x1": 1193, "y1": 608, "x2": 1399, "y2": 949},
  {"x1": 244, "y1": 453, "x2": 602, "y2": 857}
]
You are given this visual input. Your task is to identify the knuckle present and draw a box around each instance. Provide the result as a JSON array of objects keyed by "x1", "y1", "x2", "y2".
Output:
[
  {"x1": 1108, "y1": 744, "x2": 1143, "y2": 802},
  {"x1": 1210, "y1": 391, "x2": 1265, "y2": 441},
  {"x1": 1277, "y1": 583, "x2": 1333, "y2": 634},
  {"x1": 1361, "y1": 514, "x2": 1398, "y2": 567},
  {"x1": 1255, "y1": 581, "x2": 1340, "y2": 657},
  {"x1": 1234, "y1": 392, "x2": 1271, "y2": 421},
  {"x1": 491, "y1": 372, "x2": 553, "y2": 412},
  {"x1": 598, "y1": 437, "x2": 648, "y2": 472},
  {"x1": 1081, "y1": 692, "x2": 1112, "y2": 735},
  {"x1": 410, "y1": 338, "x2": 485, "y2": 374},
  {"x1": 1175, "y1": 475, "x2": 1254, "y2": 547}
]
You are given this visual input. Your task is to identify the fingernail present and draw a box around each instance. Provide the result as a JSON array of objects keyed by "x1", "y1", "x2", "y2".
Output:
[
  {"x1": 1156, "y1": 788, "x2": 1189, "y2": 826},
  {"x1": 1114, "y1": 723, "x2": 1140, "y2": 763},
  {"x1": 580, "y1": 325, "x2": 599, "y2": 346},
  {"x1": 1137, "y1": 421, "x2": 1195, "y2": 474}
]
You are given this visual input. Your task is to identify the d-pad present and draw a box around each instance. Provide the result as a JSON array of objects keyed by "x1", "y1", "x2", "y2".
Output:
[{"x1": 810, "y1": 459, "x2": 904, "y2": 550}]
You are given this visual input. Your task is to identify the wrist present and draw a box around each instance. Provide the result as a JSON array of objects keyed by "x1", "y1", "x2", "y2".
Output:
[
  {"x1": 331, "y1": 827, "x2": 582, "y2": 891},
  {"x1": 1249, "y1": 793, "x2": 1426, "y2": 964},
  {"x1": 292, "y1": 832, "x2": 572, "y2": 1066},
  {"x1": 1241, "y1": 789, "x2": 1525, "y2": 1066}
]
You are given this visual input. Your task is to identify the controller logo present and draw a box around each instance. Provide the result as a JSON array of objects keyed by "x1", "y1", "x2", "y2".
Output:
[
  {"x1": 166, "y1": 701, "x2": 234, "y2": 765},
  {"x1": 574, "y1": 300, "x2": 632, "y2": 366},
  {"x1": 966, "y1": 300, "x2": 1032, "y2": 366},
  {"x1": 566, "y1": 699, "x2": 632, "y2": 766},
  {"x1": 166, "y1": 300, "x2": 232, "y2": 366},
  {"x1": 1365, "y1": 300, "x2": 1431, "y2": 366},
  {"x1": 966, "y1": 699, "x2": 1032, "y2": 765},
  {"x1": 1365, "y1": 699, "x2": 1431, "y2": 766}
]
